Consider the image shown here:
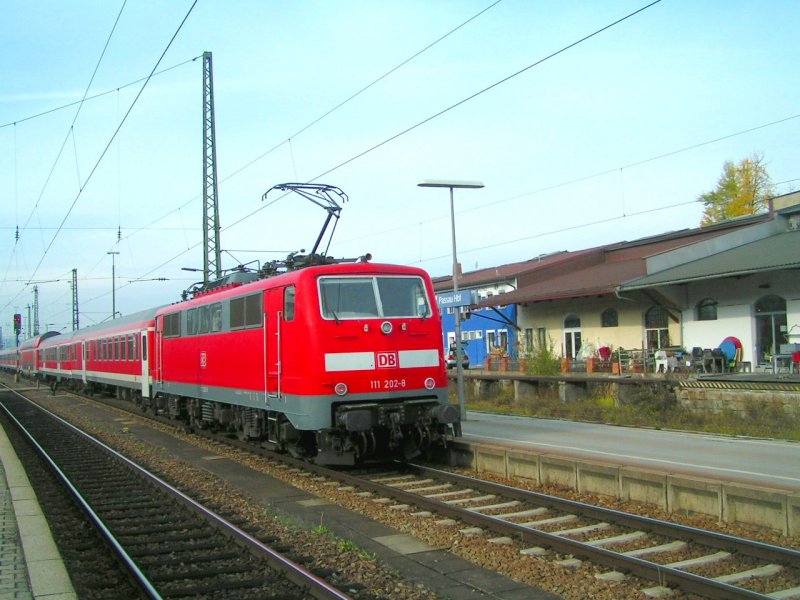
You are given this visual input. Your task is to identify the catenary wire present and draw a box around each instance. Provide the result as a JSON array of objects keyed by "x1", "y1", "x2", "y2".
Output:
[
  {"x1": 116, "y1": 0, "x2": 506, "y2": 248},
  {"x1": 1, "y1": 1, "x2": 199, "y2": 315},
  {"x1": 1, "y1": 0, "x2": 129, "y2": 313}
]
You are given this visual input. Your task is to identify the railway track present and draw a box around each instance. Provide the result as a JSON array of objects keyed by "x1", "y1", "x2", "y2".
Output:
[
  {"x1": 0, "y1": 388, "x2": 352, "y2": 600},
  {"x1": 347, "y1": 465, "x2": 800, "y2": 599},
  {"x1": 6, "y1": 379, "x2": 800, "y2": 599},
  {"x1": 155, "y1": 406, "x2": 800, "y2": 599}
]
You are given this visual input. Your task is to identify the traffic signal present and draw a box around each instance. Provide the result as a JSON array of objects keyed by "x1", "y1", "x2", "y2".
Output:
[{"x1": 13, "y1": 313, "x2": 21, "y2": 333}]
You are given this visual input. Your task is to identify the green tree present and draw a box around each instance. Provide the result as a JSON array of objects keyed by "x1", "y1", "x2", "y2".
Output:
[{"x1": 698, "y1": 154, "x2": 775, "y2": 226}]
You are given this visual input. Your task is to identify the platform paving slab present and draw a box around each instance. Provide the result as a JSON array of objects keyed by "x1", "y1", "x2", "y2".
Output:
[{"x1": 1, "y1": 421, "x2": 77, "y2": 600}]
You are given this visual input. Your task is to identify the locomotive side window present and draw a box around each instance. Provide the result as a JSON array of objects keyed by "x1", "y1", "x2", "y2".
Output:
[
  {"x1": 210, "y1": 303, "x2": 222, "y2": 332},
  {"x1": 197, "y1": 305, "x2": 211, "y2": 334},
  {"x1": 187, "y1": 309, "x2": 198, "y2": 335},
  {"x1": 231, "y1": 293, "x2": 262, "y2": 329},
  {"x1": 284, "y1": 286, "x2": 296, "y2": 321},
  {"x1": 163, "y1": 312, "x2": 181, "y2": 337},
  {"x1": 245, "y1": 294, "x2": 262, "y2": 326},
  {"x1": 230, "y1": 298, "x2": 245, "y2": 328},
  {"x1": 319, "y1": 276, "x2": 431, "y2": 319}
]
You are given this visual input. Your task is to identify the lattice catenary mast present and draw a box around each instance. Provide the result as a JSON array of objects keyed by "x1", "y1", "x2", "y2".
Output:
[
  {"x1": 202, "y1": 51, "x2": 222, "y2": 285},
  {"x1": 71, "y1": 268, "x2": 79, "y2": 331}
]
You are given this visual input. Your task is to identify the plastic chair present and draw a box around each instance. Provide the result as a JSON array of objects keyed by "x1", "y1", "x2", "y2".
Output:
[
  {"x1": 654, "y1": 350, "x2": 669, "y2": 373},
  {"x1": 691, "y1": 347, "x2": 705, "y2": 372}
]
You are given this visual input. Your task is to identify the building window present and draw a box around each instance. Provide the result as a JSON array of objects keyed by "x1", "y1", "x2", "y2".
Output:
[
  {"x1": 696, "y1": 298, "x2": 717, "y2": 321},
  {"x1": 645, "y1": 306, "x2": 670, "y2": 348},
  {"x1": 755, "y1": 294, "x2": 787, "y2": 360},
  {"x1": 601, "y1": 308, "x2": 618, "y2": 327}
]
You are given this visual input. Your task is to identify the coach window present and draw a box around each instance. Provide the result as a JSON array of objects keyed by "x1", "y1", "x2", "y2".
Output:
[
  {"x1": 127, "y1": 335, "x2": 134, "y2": 360},
  {"x1": 284, "y1": 286, "x2": 296, "y2": 321},
  {"x1": 132, "y1": 335, "x2": 138, "y2": 360}
]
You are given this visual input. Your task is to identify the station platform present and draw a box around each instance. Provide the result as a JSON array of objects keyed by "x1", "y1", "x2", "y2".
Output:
[{"x1": 0, "y1": 423, "x2": 76, "y2": 599}]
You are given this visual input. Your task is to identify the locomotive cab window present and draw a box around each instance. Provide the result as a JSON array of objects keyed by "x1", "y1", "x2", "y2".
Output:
[
  {"x1": 319, "y1": 276, "x2": 431, "y2": 320},
  {"x1": 163, "y1": 312, "x2": 181, "y2": 338},
  {"x1": 284, "y1": 286, "x2": 296, "y2": 321}
]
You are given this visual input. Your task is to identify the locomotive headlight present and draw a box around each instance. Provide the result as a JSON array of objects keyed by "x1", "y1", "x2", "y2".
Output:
[
  {"x1": 380, "y1": 321, "x2": 393, "y2": 335},
  {"x1": 334, "y1": 382, "x2": 348, "y2": 396},
  {"x1": 424, "y1": 377, "x2": 435, "y2": 390}
]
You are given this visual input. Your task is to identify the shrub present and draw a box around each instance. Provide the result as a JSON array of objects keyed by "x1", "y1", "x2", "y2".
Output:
[{"x1": 525, "y1": 335, "x2": 561, "y2": 376}]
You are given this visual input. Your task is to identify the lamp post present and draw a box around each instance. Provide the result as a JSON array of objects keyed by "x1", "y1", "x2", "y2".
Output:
[
  {"x1": 107, "y1": 251, "x2": 120, "y2": 319},
  {"x1": 418, "y1": 180, "x2": 484, "y2": 422}
]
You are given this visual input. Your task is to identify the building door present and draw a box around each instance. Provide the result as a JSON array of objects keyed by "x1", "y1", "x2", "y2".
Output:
[
  {"x1": 645, "y1": 306, "x2": 670, "y2": 349},
  {"x1": 755, "y1": 295, "x2": 787, "y2": 362},
  {"x1": 563, "y1": 314, "x2": 581, "y2": 358}
]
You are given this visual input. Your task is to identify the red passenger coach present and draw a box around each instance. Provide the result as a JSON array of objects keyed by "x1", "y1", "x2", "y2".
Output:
[
  {"x1": 17, "y1": 332, "x2": 60, "y2": 378},
  {"x1": 0, "y1": 346, "x2": 19, "y2": 373},
  {"x1": 151, "y1": 261, "x2": 458, "y2": 464},
  {"x1": 36, "y1": 309, "x2": 159, "y2": 399}
]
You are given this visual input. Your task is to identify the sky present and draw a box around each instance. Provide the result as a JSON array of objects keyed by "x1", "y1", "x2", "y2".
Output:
[{"x1": 1, "y1": 0, "x2": 799, "y2": 339}]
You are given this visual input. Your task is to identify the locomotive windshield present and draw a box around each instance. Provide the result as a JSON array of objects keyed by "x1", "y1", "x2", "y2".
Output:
[{"x1": 319, "y1": 276, "x2": 431, "y2": 319}]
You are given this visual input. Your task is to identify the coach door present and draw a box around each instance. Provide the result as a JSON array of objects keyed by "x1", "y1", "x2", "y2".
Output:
[
  {"x1": 140, "y1": 330, "x2": 150, "y2": 398},
  {"x1": 264, "y1": 288, "x2": 283, "y2": 401},
  {"x1": 81, "y1": 341, "x2": 88, "y2": 384}
]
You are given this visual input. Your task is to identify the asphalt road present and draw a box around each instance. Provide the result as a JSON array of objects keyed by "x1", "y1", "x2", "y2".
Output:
[{"x1": 461, "y1": 411, "x2": 800, "y2": 492}]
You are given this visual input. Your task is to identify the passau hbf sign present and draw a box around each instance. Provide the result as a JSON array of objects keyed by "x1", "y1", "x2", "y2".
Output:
[{"x1": 436, "y1": 290, "x2": 476, "y2": 309}]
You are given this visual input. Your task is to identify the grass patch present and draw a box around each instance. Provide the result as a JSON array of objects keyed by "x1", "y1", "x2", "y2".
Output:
[{"x1": 466, "y1": 385, "x2": 800, "y2": 441}]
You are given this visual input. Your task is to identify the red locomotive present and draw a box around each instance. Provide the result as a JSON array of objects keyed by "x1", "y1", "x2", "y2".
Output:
[
  {"x1": 5, "y1": 261, "x2": 457, "y2": 465},
  {"x1": 3, "y1": 184, "x2": 460, "y2": 464}
]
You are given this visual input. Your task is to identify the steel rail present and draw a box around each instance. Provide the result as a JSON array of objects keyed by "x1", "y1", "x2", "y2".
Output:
[
  {"x1": 0, "y1": 387, "x2": 162, "y2": 599},
  {"x1": 0, "y1": 385, "x2": 353, "y2": 600},
  {"x1": 409, "y1": 462, "x2": 800, "y2": 567},
  {"x1": 183, "y1": 436, "x2": 778, "y2": 599},
  {"x1": 294, "y1": 460, "x2": 779, "y2": 600}
]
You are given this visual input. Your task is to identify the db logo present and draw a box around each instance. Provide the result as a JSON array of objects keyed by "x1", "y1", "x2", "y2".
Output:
[
  {"x1": 375, "y1": 351, "x2": 398, "y2": 368},
  {"x1": 200, "y1": 351, "x2": 207, "y2": 369}
]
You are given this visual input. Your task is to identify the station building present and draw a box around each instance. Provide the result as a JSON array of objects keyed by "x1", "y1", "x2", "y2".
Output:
[{"x1": 433, "y1": 191, "x2": 800, "y2": 370}]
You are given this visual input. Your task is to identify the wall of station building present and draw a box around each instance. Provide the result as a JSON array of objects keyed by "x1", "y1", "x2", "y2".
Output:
[
  {"x1": 654, "y1": 268, "x2": 800, "y2": 367},
  {"x1": 517, "y1": 296, "x2": 681, "y2": 359}
]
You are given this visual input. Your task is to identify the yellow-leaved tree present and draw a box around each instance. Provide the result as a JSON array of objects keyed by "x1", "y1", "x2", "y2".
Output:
[{"x1": 698, "y1": 154, "x2": 775, "y2": 226}]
